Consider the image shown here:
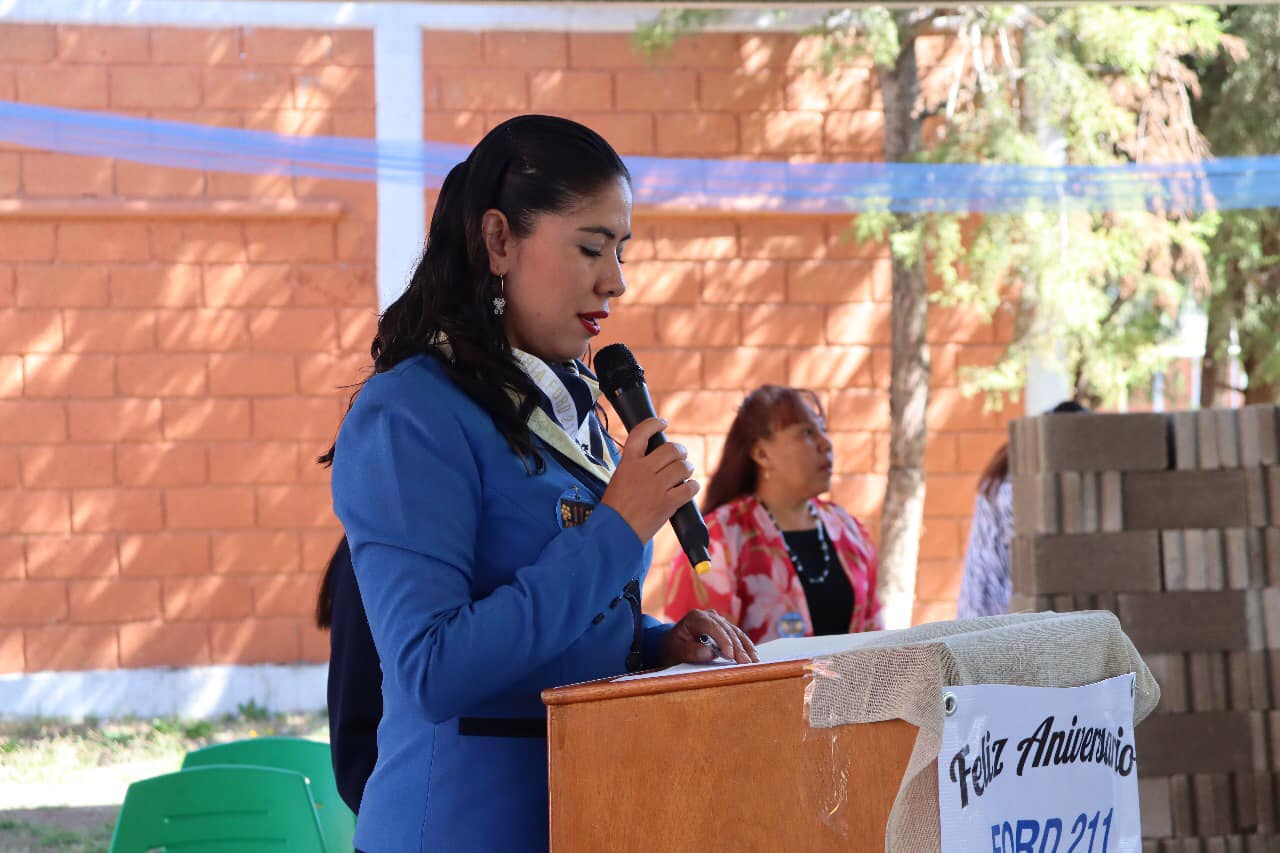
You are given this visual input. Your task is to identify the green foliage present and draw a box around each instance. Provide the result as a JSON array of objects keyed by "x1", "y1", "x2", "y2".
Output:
[
  {"x1": 235, "y1": 698, "x2": 271, "y2": 722},
  {"x1": 633, "y1": 10, "x2": 728, "y2": 57}
]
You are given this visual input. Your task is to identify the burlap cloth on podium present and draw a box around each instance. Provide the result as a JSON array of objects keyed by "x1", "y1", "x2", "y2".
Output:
[{"x1": 806, "y1": 610, "x2": 1160, "y2": 853}]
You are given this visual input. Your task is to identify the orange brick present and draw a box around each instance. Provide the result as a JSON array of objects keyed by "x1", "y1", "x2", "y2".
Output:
[
  {"x1": 15, "y1": 266, "x2": 108, "y2": 308},
  {"x1": 827, "y1": 303, "x2": 894, "y2": 346},
  {"x1": 614, "y1": 70, "x2": 697, "y2": 112},
  {"x1": 653, "y1": 221, "x2": 737, "y2": 261},
  {"x1": 58, "y1": 223, "x2": 151, "y2": 263},
  {"x1": 251, "y1": 398, "x2": 342, "y2": 442},
  {"x1": 655, "y1": 114, "x2": 739, "y2": 156},
  {"x1": 241, "y1": 108, "x2": 332, "y2": 136},
  {"x1": 72, "y1": 488, "x2": 164, "y2": 532},
  {"x1": 823, "y1": 111, "x2": 884, "y2": 156},
  {"x1": 420, "y1": 109, "x2": 482, "y2": 144},
  {"x1": 163, "y1": 398, "x2": 251, "y2": 441},
  {"x1": 924, "y1": 474, "x2": 982, "y2": 516},
  {"x1": 69, "y1": 578, "x2": 161, "y2": 622},
  {"x1": 0, "y1": 70, "x2": 12, "y2": 103},
  {"x1": 119, "y1": 532, "x2": 210, "y2": 577},
  {"x1": 740, "y1": 220, "x2": 826, "y2": 260},
  {"x1": 0, "y1": 155, "x2": 16, "y2": 198},
  {"x1": 165, "y1": 486, "x2": 255, "y2": 529},
  {"x1": 701, "y1": 259, "x2": 786, "y2": 303},
  {"x1": 20, "y1": 445, "x2": 114, "y2": 489},
  {"x1": 742, "y1": 305, "x2": 825, "y2": 346},
  {"x1": 0, "y1": 24, "x2": 56, "y2": 62},
  {"x1": 825, "y1": 224, "x2": 891, "y2": 262},
  {"x1": 26, "y1": 534, "x2": 118, "y2": 579},
  {"x1": 567, "y1": 33, "x2": 650, "y2": 69},
  {"x1": 830, "y1": 389, "x2": 891, "y2": 432},
  {"x1": 0, "y1": 580, "x2": 67, "y2": 625},
  {"x1": 828, "y1": 473, "x2": 886, "y2": 520},
  {"x1": 439, "y1": 71, "x2": 529, "y2": 111},
  {"x1": 22, "y1": 354, "x2": 115, "y2": 398},
  {"x1": 925, "y1": 433, "x2": 960, "y2": 474},
  {"x1": 957, "y1": 344, "x2": 1007, "y2": 372},
  {"x1": 789, "y1": 346, "x2": 873, "y2": 390},
  {"x1": 0, "y1": 629, "x2": 22, "y2": 673},
  {"x1": 657, "y1": 390, "x2": 744, "y2": 434},
  {"x1": 738, "y1": 33, "x2": 824, "y2": 71},
  {"x1": 0, "y1": 225, "x2": 55, "y2": 262},
  {"x1": 330, "y1": 32, "x2": 373, "y2": 66},
  {"x1": 119, "y1": 620, "x2": 211, "y2": 668},
  {"x1": 240, "y1": 27, "x2": 333, "y2": 64},
  {"x1": 830, "y1": 431, "x2": 875, "y2": 474},
  {"x1": 57, "y1": 25, "x2": 149, "y2": 63},
  {"x1": 699, "y1": 69, "x2": 787, "y2": 112},
  {"x1": 201, "y1": 263, "x2": 291, "y2": 308},
  {"x1": 110, "y1": 66, "x2": 201, "y2": 109},
  {"x1": 155, "y1": 309, "x2": 249, "y2": 352},
  {"x1": 0, "y1": 309, "x2": 62, "y2": 353},
  {"x1": 63, "y1": 309, "x2": 156, "y2": 352},
  {"x1": 593, "y1": 305, "x2": 657, "y2": 350},
  {"x1": 928, "y1": 388, "x2": 999, "y2": 432},
  {"x1": 787, "y1": 261, "x2": 878, "y2": 303},
  {"x1": 0, "y1": 490, "x2": 71, "y2": 534},
  {"x1": 565, "y1": 112, "x2": 654, "y2": 156},
  {"x1": 257, "y1": 484, "x2": 334, "y2": 528},
  {"x1": 624, "y1": 348, "x2": 701, "y2": 393},
  {"x1": 655, "y1": 305, "x2": 739, "y2": 348},
  {"x1": 614, "y1": 262, "x2": 696, "y2": 306},
  {"x1": 252, "y1": 574, "x2": 318, "y2": 617},
  {"x1": 208, "y1": 442, "x2": 299, "y2": 485},
  {"x1": 786, "y1": 67, "x2": 872, "y2": 112},
  {"x1": 912, "y1": 598, "x2": 959, "y2": 627},
  {"x1": 114, "y1": 161, "x2": 206, "y2": 199},
  {"x1": 297, "y1": 352, "x2": 368, "y2": 396},
  {"x1": 248, "y1": 309, "x2": 339, "y2": 353},
  {"x1": 422, "y1": 30, "x2": 484, "y2": 67},
  {"x1": 300, "y1": 621, "x2": 329, "y2": 663},
  {"x1": 116, "y1": 442, "x2": 208, "y2": 487},
  {"x1": 212, "y1": 530, "x2": 301, "y2": 575},
  {"x1": 26, "y1": 624, "x2": 117, "y2": 671},
  {"x1": 928, "y1": 305, "x2": 996, "y2": 344},
  {"x1": 164, "y1": 576, "x2": 253, "y2": 620},
  {"x1": 918, "y1": 519, "x2": 962, "y2": 561},
  {"x1": 293, "y1": 66, "x2": 374, "y2": 111},
  {"x1": 21, "y1": 154, "x2": 114, "y2": 198},
  {"x1": 109, "y1": 266, "x2": 202, "y2": 308},
  {"x1": 302, "y1": 530, "x2": 345, "y2": 573},
  {"x1": 149, "y1": 222, "x2": 246, "y2": 264},
  {"x1": 150, "y1": 27, "x2": 241, "y2": 65},
  {"x1": 243, "y1": 223, "x2": 334, "y2": 263},
  {"x1": 292, "y1": 263, "x2": 376, "y2": 308},
  {"x1": 0, "y1": 536, "x2": 23, "y2": 580},
  {"x1": 485, "y1": 31, "x2": 567, "y2": 66},
  {"x1": 68, "y1": 399, "x2": 163, "y2": 442},
  {"x1": 15, "y1": 66, "x2": 108, "y2": 108},
  {"x1": 116, "y1": 353, "x2": 207, "y2": 397},
  {"x1": 336, "y1": 222, "x2": 376, "y2": 263},
  {"x1": 529, "y1": 69, "x2": 612, "y2": 112},
  {"x1": 0, "y1": 400, "x2": 66, "y2": 443},
  {"x1": 701, "y1": 347, "x2": 787, "y2": 391},
  {"x1": 930, "y1": 345, "x2": 958, "y2": 388},
  {"x1": 207, "y1": 172, "x2": 290, "y2": 198},
  {"x1": 956, "y1": 431, "x2": 1008, "y2": 473},
  {"x1": 208, "y1": 353, "x2": 296, "y2": 396},
  {"x1": 202, "y1": 67, "x2": 293, "y2": 109},
  {"x1": 209, "y1": 618, "x2": 301, "y2": 664},
  {"x1": 741, "y1": 111, "x2": 824, "y2": 155}
]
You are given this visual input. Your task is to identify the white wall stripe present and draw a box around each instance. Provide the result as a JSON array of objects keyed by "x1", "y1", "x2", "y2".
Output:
[{"x1": 375, "y1": 22, "x2": 425, "y2": 310}]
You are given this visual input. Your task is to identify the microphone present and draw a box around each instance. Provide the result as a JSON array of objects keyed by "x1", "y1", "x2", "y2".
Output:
[{"x1": 594, "y1": 343, "x2": 712, "y2": 575}]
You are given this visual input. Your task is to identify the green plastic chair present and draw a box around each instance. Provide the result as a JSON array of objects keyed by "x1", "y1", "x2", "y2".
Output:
[
  {"x1": 109, "y1": 765, "x2": 327, "y2": 852},
  {"x1": 182, "y1": 737, "x2": 354, "y2": 853}
]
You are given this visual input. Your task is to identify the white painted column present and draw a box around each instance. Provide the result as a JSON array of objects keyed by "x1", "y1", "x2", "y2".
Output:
[{"x1": 374, "y1": 23, "x2": 426, "y2": 311}]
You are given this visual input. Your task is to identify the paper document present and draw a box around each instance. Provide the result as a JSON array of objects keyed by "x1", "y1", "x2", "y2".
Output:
[{"x1": 614, "y1": 629, "x2": 906, "y2": 682}]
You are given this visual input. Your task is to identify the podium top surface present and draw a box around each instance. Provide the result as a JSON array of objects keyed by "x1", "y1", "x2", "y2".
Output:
[{"x1": 543, "y1": 658, "x2": 808, "y2": 705}]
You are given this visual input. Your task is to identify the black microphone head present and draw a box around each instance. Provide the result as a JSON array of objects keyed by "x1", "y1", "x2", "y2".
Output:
[{"x1": 594, "y1": 343, "x2": 645, "y2": 398}]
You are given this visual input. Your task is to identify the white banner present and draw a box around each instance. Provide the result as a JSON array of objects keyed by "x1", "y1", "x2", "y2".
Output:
[{"x1": 938, "y1": 674, "x2": 1141, "y2": 853}]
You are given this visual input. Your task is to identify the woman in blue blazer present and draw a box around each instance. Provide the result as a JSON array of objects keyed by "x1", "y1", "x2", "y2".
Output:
[{"x1": 328, "y1": 115, "x2": 757, "y2": 852}]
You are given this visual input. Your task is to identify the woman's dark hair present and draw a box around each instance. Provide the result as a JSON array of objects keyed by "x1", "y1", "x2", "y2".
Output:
[
  {"x1": 318, "y1": 114, "x2": 631, "y2": 468},
  {"x1": 315, "y1": 538, "x2": 347, "y2": 629},
  {"x1": 978, "y1": 399, "x2": 1089, "y2": 499},
  {"x1": 702, "y1": 385, "x2": 825, "y2": 515}
]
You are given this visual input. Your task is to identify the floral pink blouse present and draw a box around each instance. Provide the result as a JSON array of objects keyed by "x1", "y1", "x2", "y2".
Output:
[{"x1": 664, "y1": 494, "x2": 883, "y2": 644}]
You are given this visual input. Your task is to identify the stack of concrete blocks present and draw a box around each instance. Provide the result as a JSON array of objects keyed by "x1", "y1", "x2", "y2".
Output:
[{"x1": 1008, "y1": 405, "x2": 1280, "y2": 853}]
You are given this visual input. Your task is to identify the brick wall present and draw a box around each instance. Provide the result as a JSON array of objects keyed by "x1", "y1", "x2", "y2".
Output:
[
  {"x1": 0, "y1": 23, "x2": 375, "y2": 674},
  {"x1": 0, "y1": 22, "x2": 1014, "y2": 676}
]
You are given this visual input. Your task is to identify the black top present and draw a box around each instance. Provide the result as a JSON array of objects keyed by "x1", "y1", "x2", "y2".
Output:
[
  {"x1": 782, "y1": 528, "x2": 855, "y2": 636},
  {"x1": 325, "y1": 537, "x2": 382, "y2": 814}
]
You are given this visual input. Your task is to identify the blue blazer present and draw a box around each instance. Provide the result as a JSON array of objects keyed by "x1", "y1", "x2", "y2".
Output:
[{"x1": 332, "y1": 354, "x2": 669, "y2": 852}]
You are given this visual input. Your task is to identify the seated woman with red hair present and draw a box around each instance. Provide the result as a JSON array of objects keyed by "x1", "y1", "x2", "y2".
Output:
[{"x1": 665, "y1": 385, "x2": 883, "y2": 644}]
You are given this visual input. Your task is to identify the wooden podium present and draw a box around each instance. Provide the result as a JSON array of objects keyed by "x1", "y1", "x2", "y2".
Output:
[{"x1": 543, "y1": 659, "x2": 918, "y2": 852}]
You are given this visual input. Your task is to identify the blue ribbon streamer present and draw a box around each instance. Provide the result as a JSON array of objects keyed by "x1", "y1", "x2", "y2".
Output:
[{"x1": 3, "y1": 100, "x2": 1277, "y2": 214}]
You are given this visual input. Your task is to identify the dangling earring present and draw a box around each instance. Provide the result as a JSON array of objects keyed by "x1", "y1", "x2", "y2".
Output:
[{"x1": 492, "y1": 275, "x2": 506, "y2": 316}]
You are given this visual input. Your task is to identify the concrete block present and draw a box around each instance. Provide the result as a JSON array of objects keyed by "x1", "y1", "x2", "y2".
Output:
[
  {"x1": 1123, "y1": 470, "x2": 1252, "y2": 530},
  {"x1": 1118, "y1": 591, "x2": 1250, "y2": 653},
  {"x1": 1039, "y1": 411, "x2": 1170, "y2": 472},
  {"x1": 1173, "y1": 410, "x2": 1199, "y2": 470},
  {"x1": 1014, "y1": 531, "x2": 1163, "y2": 595},
  {"x1": 1241, "y1": 404, "x2": 1280, "y2": 467}
]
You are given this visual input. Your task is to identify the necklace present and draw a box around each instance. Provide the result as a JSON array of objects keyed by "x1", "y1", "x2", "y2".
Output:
[{"x1": 758, "y1": 499, "x2": 833, "y2": 584}]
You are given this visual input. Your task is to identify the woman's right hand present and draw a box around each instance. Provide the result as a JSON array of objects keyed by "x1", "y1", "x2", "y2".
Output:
[{"x1": 601, "y1": 417, "x2": 699, "y2": 543}]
